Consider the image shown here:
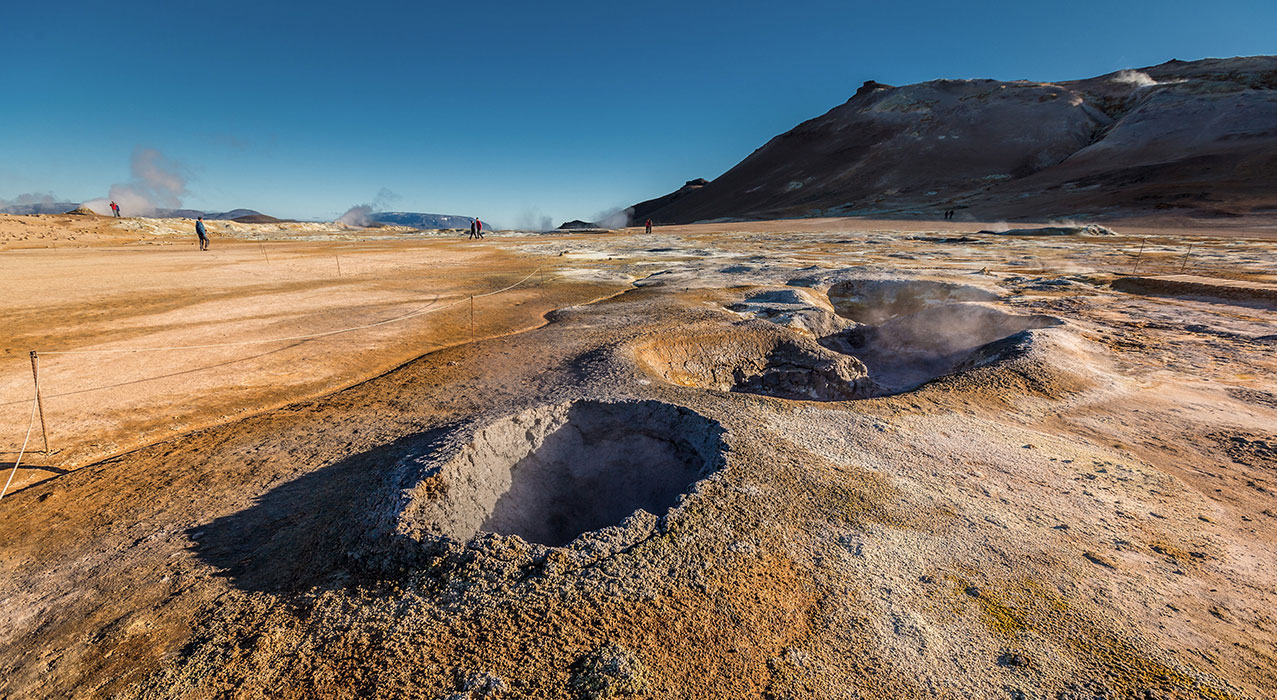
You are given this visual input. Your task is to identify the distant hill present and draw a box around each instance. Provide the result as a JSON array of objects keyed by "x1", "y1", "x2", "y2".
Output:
[
  {"x1": 629, "y1": 179, "x2": 707, "y2": 225},
  {"x1": 0, "y1": 202, "x2": 79, "y2": 215},
  {"x1": 370, "y1": 212, "x2": 474, "y2": 229},
  {"x1": 558, "y1": 219, "x2": 602, "y2": 230},
  {"x1": 156, "y1": 208, "x2": 274, "y2": 220},
  {"x1": 632, "y1": 56, "x2": 1277, "y2": 224}
]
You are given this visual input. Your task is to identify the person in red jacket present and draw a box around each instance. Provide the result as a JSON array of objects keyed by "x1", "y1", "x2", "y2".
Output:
[
  {"x1": 110, "y1": 201, "x2": 120, "y2": 217},
  {"x1": 645, "y1": 218, "x2": 652, "y2": 234},
  {"x1": 475, "y1": 218, "x2": 484, "y2": 239}
]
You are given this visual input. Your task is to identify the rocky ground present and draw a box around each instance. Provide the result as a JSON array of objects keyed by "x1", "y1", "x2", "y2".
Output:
[{"x1": 0, "y1": 214, "x2": 1274, "y2": 699}]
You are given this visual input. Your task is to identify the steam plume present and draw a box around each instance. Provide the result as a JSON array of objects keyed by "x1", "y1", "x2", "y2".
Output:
[
  {"x1": 594, "y1": 205, "x2": 634, "y2": 229},
  {"x1": 1112, "y1": 70, "x2": 1158, "y2": 88},
  {"x1": 512, "y1": 207, "x2": 554, "y2": 232},
  {"x1": 338, "y1": 188, "x2": 400, "y2": 227},
  {"x1": 83, "y1": 148, "x2": 188, "y2": 216}
]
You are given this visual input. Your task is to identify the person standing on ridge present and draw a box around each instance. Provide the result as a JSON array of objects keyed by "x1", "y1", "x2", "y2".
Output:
[
  {"x1": 110, "y1": 201, "x2": 120, "y2": 217},
  {"x1": 195, "y1": 216, "x2": 209, "y2": 251},
  {"x1": 645, "y1": 218, "x2": 652, "y2": 234}
]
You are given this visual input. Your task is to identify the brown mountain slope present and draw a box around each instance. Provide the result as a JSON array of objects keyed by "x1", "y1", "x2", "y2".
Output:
[{"x1": 635, "y1": 56, "x2": 1277, "y2": 224}]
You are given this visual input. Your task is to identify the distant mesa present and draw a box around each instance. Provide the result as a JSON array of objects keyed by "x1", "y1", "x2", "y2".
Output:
[
  {"x1": 0, "y1": 203, "x2": 294, "y2": 222},
  {"x1": 230, "y1": 213, "x2": 286, "y2": 224},
  {"x1": 558, "y1": 219, "x2": 603, "y2": 230},
  {"x1": 631, "y1": 55, "x2": 1277, "y2": 224},
  {"x1": 0, "y1": 201, "x2": 81, "y2": 216},
  {"x1": 369, "y1": 212, "x2": 474, "y2": 230}
]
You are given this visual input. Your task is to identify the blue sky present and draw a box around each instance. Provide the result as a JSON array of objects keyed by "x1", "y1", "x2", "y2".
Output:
[{"x1": 2, "y1": 0, "x2": 1272, "y2": 225}]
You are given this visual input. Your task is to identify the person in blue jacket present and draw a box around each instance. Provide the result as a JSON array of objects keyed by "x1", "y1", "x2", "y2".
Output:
[{"x1": 195, "y1": 217, "x2": 210, "y2": 251}]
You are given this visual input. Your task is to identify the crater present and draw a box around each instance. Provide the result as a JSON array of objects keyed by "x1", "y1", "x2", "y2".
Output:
[
  {"x1": 823, "y1": 302, "x2": 1062, "y2": 393},
  {"x1": 827, "y1": 278, "x2": 998, "y2": 325},
  {"x1": 388, "y1": 400, "x2": 726, "y2": 548},
  {"x1": 637, "y1": 279, "x2": 1062, "y2": 400}
]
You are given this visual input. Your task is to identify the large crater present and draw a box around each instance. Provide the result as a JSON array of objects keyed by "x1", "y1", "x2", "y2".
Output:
[
  {"x1": 827, "y1": 278, "x2": 999, "y2": 325},
  {"x1": 638, "y1": 279, "x2": 1062, "y2": 400},
  {"x1": 386, "y1": 400, "x2": 726, "y2": 549},
  {"x1": 824, "y1": 302, "x2": 1062, "y2": 393}
]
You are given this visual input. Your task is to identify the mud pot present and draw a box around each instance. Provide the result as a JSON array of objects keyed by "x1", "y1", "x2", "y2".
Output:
[{"x1": 375, "y1": 399, "x2": 727, "y2": 551}]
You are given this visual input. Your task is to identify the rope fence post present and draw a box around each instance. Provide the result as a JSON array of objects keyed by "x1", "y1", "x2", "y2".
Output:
[
  {"x1": 29, "y1": 351, "x2": 49, "y2": 454},
  {"x1": 260, "y1": 242, "x2": 269, "y2": 264},
  {"x1": 335, "y1": 255, "x2": 342, "y2": 276},
  {"x1": 470, "y1": 295, "x2": 475, "y2": 340},
  {"x1": 1131, "y1": 237, "x2": 1146, "y2": 274},
  {"x1": 1179, "y1": 243, "x2": 1193, "y2": 273}
]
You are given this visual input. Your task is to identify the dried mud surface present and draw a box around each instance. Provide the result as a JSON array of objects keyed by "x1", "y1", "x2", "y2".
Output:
[{"x1": 1, "y1": 215, "x2": 1275, "y2": 699}]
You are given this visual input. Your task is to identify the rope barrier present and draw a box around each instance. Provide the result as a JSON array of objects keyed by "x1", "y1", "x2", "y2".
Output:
[
  {"x1": 35, "y1": 265, "x2": 542, "y2": 356},
  {"x1": 1, "y1": 264, "x2": 547, "y2": 498},
  {"x1": 1, "y1": 361, "x2": 40, "y2": 501}
]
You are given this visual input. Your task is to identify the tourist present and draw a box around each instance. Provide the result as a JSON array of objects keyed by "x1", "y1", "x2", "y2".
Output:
[{"x1": 195, "y1": 216, "x2": 209, "y2": 251}]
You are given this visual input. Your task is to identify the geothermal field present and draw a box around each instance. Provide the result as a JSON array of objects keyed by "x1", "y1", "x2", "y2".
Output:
[{"x1": 0, "y1": 211, "x2": 1274, "y2": 699}]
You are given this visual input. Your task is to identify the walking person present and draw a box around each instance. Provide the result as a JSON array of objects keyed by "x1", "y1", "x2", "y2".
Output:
[
  {"x1": 645, "y1": 218, "x2": 653, "y2": 234},
  {"x1": 475, "y1": 218, "x2": 484, "y2": 239},
  {"x1": 195, "y1": 216, "x2": 210, "y2": 251},
  {"x1": 110, "y1": 200, "x2": 121, "y2": 217},
  {"x1": 468, "y1": 219, "x2": 477, "y2": 239}
]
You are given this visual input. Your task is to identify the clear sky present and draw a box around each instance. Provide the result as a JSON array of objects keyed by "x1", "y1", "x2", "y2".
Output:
[{"x1": 2, "y1": 0, "x2": 1272, "y2": 225}]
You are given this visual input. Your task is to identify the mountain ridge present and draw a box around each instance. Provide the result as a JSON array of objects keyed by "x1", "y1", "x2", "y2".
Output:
[{"x1": 630, "y1": 55, "x2": 1277, "y2": 224}]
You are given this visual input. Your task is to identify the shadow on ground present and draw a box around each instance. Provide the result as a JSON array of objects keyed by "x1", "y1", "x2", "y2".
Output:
[{"x1": 187, "y1": 427, "x2": 452, "y2": 594}]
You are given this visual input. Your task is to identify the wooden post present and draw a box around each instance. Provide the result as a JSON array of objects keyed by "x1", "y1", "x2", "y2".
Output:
[
  {"x1": 29, "y1": 351, "x2": 49, "y2": 454},
  {"x1": 1132, "y1": 238, "x2": 1146, "y2": 274},
  {"x1": 1179, "y1": 243, "x2": 1193, "y2": 273},
  {"x1": 335, "y1": 255, "x2": 342, "y2": 276},
  {"x1": 470, "y1": 296, "x2": 475, "y2": 340}
]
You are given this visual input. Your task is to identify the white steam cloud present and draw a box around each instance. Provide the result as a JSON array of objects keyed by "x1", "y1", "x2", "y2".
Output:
[
  {"x1": 512, "y1": 207, "x2": 554, "y2": 232},
  {"x1": 594, "y1": 205, "x2": 634, "y2": 229},
  {"x1": 83, "y1": 148, "x2": 189, "y2": 216},
  {"x1": 1112, "y1": 70, "x2": 1158, "y2": 88},
  {"x1": 337, "y1": 188, "x2": 400, "y2": 227}
]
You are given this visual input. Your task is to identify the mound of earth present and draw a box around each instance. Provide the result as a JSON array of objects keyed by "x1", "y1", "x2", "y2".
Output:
[
  {"x1": 635, "y1": 325, "x2": 877, "y2": 401},
  {"x1": 633, "y1": 55, "x2": 1277, "y2": 223},
  {"x1": 1113, "y1": 274, "x2": 1277, "y2": 308},
  {"x1": 559, "y1": 219, "x2": 604, "y2": 230},
  {"x1": 230, "y1": 213, "x2": 286, "y2": 224},
  {"x1": 980, "y1": 224, "x2": 1117, "y2": 236}
]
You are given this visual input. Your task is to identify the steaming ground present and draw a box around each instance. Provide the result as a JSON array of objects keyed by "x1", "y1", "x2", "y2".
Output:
[{"x1": 0, "y1": 212, "x2": 1275, "y2": 699}]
